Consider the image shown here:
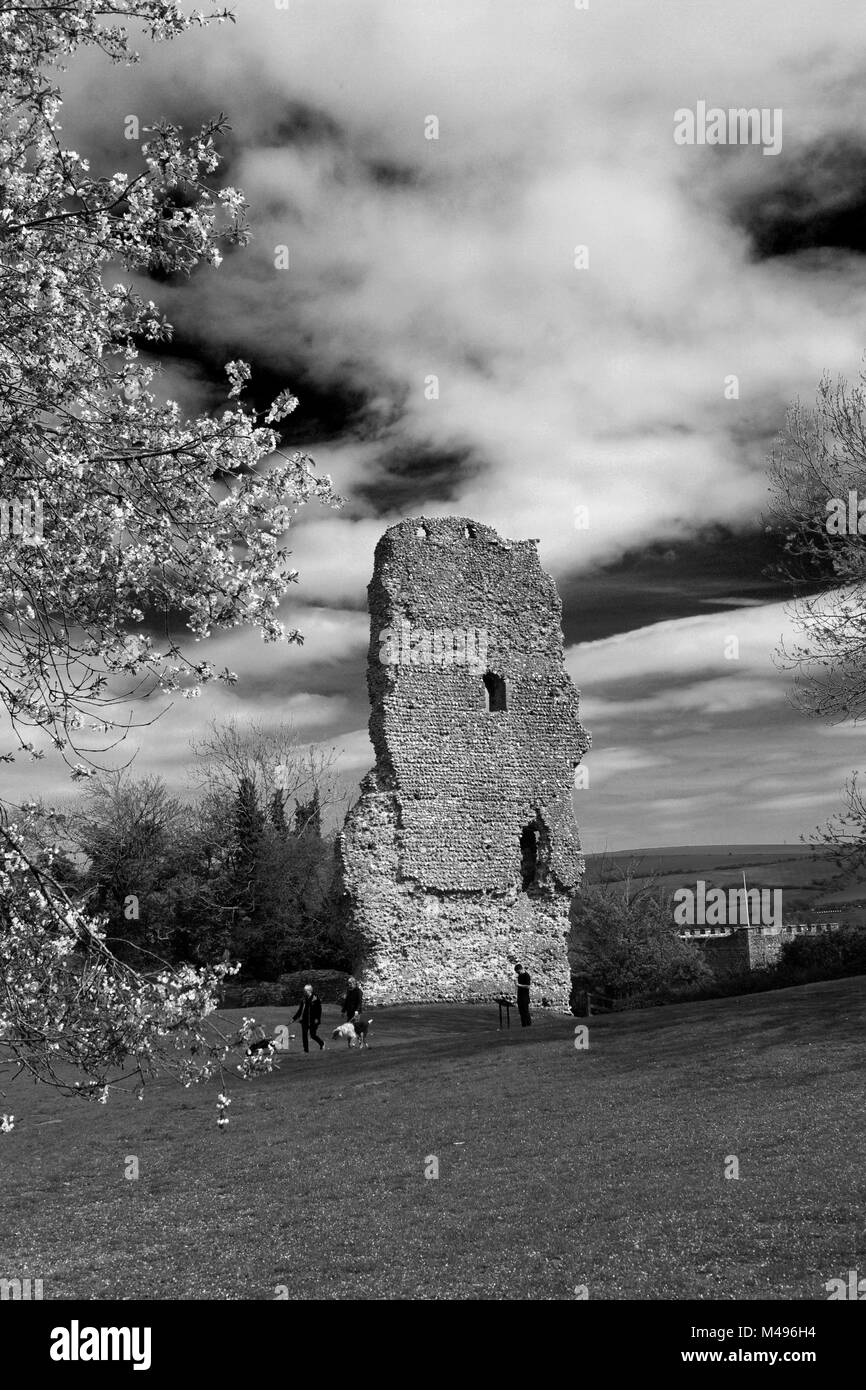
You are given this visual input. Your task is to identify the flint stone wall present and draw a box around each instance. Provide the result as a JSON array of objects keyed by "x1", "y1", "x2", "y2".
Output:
[
  {"x1": 682, "y1": 923, "x2": 842, "y2": 977},
  {"x1": 339, "y1": 516, "x2": 590, "y2": 1008}
]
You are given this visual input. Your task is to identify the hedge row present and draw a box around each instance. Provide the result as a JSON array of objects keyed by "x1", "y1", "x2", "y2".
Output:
[{"x1": 220, "y1": 969, "x2": 350, "y2": 1009}]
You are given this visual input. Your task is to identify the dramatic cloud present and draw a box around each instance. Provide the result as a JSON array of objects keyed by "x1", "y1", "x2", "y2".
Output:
[
  {"x1": 16, "y1": 0, "x2": 866, "y2": 845},
  {"x1": 571, "y1": 604, "x2": 859, "y2": 848},
  {"x1": 60, "y1": 0, "x2": 866, "y2": 585}
]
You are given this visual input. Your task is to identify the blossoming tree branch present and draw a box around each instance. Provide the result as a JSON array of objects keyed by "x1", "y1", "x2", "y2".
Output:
[{"x1": 0, "y1": 0, "x2": 339, "y2": 1125}]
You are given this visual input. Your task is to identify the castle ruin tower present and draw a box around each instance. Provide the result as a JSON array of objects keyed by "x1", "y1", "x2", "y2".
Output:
[{"x1": 339, "y1": 517, "x2": 590, "y2": 1008}]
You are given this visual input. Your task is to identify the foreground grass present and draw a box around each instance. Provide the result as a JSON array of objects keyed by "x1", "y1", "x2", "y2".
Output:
[{"x1": 1, "y1": 977, "x2": 865, "y2": 1300}]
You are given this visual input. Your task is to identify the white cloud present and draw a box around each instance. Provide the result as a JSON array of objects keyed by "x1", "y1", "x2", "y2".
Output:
[
  {"x1": 569, "y1": 602, "x2": 792, "y2": 686},
  {"x1": 18, "y1": 0, "x2": 866, "y2": 849},
  {"x1": 56, "y1": 0, "x2": 866, "y2": 599}
]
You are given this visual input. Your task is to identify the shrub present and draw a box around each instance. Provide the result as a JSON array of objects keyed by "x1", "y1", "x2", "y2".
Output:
[
  {"x1": 278, "y1": 969, "x2": 349, "y2": 1005},
  {"x1": 570, "y1": 872, "x2": 712, "y2": 1005},
  {"x1": 777, "y1": 927, "x2": 866, "y2": 984}
]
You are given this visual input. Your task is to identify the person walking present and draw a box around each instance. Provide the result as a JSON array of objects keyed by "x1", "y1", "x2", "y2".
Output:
[
  {"x1": 515, "y1": 964, "x2": 532, "y2": 1027},
  {"x1": 293, "y1": 984, "x2": 325, "y2": 1053},
  {"x1": 341, "y1": 975, "x2": 363, "y2": 1022}
]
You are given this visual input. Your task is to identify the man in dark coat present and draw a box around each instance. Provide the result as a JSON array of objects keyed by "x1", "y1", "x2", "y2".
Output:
[
  {"x1": 515, "y1": 964, "x2": 532, "y2": 1027},
  {"x1": 341, "y1": 976, "x2": 363, "y2": 1022},
  {"x1": 293, "y1": 984, "x2": 325, "y2": 1052}
]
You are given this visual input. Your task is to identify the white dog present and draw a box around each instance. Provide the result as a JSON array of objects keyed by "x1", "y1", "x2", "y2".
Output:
[{"x1": 332, "y1": 1022, "x2": 358, "y2": 1048}]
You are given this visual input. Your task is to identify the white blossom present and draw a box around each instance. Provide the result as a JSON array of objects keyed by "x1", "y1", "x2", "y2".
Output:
[{"x1": 0, "y1": 4, "x2": 300, "y2": 1122}]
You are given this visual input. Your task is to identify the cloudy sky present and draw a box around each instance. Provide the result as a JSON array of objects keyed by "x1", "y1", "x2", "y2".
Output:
[{"x1": 7, "y1": 0, "x2": 866, "y2": 849}]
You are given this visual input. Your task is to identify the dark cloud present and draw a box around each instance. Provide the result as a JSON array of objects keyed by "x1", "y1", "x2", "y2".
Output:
[
  {"x1": 352, "y1": 440, "x2": 482, "y2": 510},
  {"x1": 727, "y1": 136, "x2": 866, "y2": 259},
  {"x1": 560, "y1": 526, "x2": 800, "y2": 645}
]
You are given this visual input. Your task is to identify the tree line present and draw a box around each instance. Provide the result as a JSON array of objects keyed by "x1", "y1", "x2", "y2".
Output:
[{"x1": 23, "y1": 719, "x2": 360, "y2": 983}]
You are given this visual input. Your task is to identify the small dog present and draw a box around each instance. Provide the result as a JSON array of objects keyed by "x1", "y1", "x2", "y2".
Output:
[
  {"x1": 244, "y1": 1024, "x2": 281, "y2": 1056},
  {"x1": 331, "y1": 1022, "x2": 358, "y2": 1048},
  {"x1": 351, "y1": 1012, "x2": 372, "y2": 1049}
]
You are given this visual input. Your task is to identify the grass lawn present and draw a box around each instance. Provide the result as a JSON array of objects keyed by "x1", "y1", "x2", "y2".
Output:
[{"x1": 1, "y1": 976, "x2": 865, "y2": 1300}]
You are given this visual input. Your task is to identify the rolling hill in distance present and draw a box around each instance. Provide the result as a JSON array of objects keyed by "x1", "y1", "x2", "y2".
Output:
[{"x1": 582, "y1": 845, "x2": 866, "y2": 918}]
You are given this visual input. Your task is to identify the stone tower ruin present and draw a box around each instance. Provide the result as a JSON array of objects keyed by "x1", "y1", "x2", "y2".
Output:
[{"x1": 339, "y1": 516, "x2": 590, "y2": 1008}]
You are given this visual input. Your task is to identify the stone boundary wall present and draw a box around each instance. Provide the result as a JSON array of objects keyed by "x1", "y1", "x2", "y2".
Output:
[{"x1": 680, "y1": 922, "x2": 841, "y2": 976}]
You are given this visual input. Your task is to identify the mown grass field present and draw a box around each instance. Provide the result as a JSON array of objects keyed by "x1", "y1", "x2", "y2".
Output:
[{"x1": 2, "y1": 977, "x2": 865, "y2": 1300}]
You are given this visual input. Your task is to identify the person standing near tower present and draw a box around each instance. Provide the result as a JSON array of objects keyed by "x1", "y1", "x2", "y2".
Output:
[{"x1": 515, "y1": 964, "x2": 532, "y2": 1026}]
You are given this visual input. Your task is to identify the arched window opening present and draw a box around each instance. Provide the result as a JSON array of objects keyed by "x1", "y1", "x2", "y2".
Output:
[
  {"x1": 483, "y1": 672, "x2": 507, "y2": 712},
  {"x1": 520, "y1": 823, "x2": 538, "y2": 891},
  {"x1": 520, "y1": 815, "x2": 551, "y2": 892}
]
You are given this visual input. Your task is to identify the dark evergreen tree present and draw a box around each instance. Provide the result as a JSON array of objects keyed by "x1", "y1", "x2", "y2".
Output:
[
  {"x1": 293, "y1": 787, "x2": 322, "y2": 839},
  {"x1": 227, "y1": 774, "x2": 267, "y2": 968},
  {"x1": 270, "y1": 790, "x2": 288, "y2": 835}
]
